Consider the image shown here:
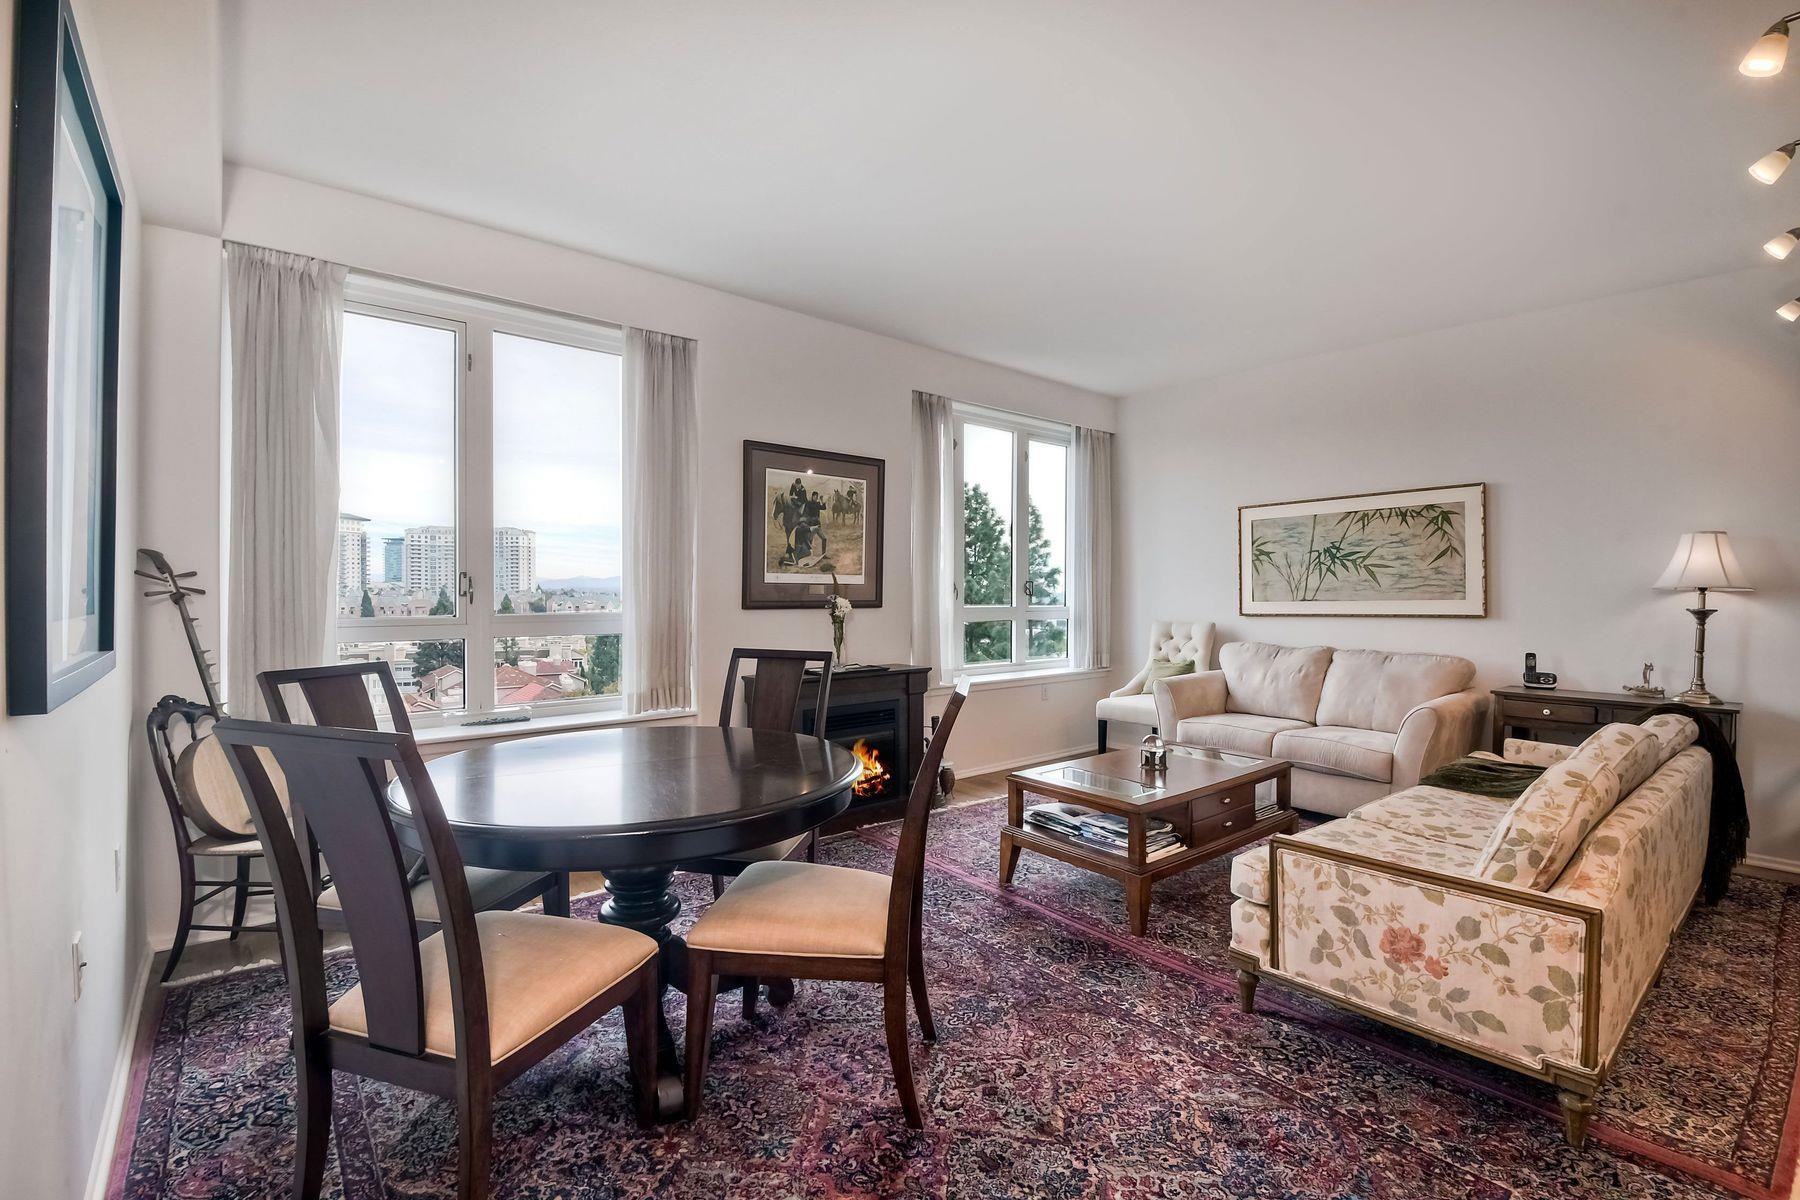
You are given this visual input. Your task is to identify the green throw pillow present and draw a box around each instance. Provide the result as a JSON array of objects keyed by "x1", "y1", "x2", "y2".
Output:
[{"x1": 1141, "y1": 659, "x2": 1196, "y2": 694}]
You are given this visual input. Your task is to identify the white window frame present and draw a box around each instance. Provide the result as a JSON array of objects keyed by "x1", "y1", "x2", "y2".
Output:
[
  {"x1": 334, "y1": 275, "x2": 626, "y2": 726},
  {"x1": 951, "y1": 403, "x2": 1073, "y2": 675}
]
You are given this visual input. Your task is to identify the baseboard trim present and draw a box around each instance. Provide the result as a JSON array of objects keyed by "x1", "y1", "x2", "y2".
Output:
[
  {"x1": 1739, "y1": 853, "x2": 1800, "y2": 882},
  {"x1": 955, "y1": 743, "x2": 1097, "y2": 778},
  {"x1": 84, "y1": 948, "x2": 154, "y2": 1200}
]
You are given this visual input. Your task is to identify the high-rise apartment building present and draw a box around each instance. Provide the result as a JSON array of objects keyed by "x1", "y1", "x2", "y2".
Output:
[
  {"x1": 382, "y1": 537, "x2": 404, "y2": 584},
  {"x1": 404, "y1": 525, "x2": 457, "y2": 592},
  {"x1": 337, "y1": 513, "x2": 370, "y2": 595},
  {"x1": 493, "y1": 526, "x2": 537, "y2": 596}
]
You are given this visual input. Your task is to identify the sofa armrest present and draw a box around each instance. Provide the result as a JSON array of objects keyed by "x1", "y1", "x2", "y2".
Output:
[
  {"x1": 1504, "y1": 738, "x2": 1575, "y2": 767},
  {"x1": 1154, "y1": 669, "x2": 1228, "y2": 733},
  {"x1": 1548, "y1": 747, "x2": 1710, "y2": 1069},
  {"x1": 1391, "y1": 688, "x2": 1488, "y2": 788},
  {"x1": 1267, "y1": 836, "x2": 1597, "y2": 1073}
]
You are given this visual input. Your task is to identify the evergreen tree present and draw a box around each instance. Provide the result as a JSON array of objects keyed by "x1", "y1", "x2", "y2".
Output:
[
  {"x1": 430, "y1": 586, "x2": 453, "y2": 616},
  {"x1": 961, "y1": 483, "x2": 1066, "y2": 660},
  {"x1": 528, "y1": 596, "x2": 549, "y2": 614},
  {"x1": 582, "y1": 634, "x2": 621, "y2": 696},
  {"x1": 412, "y1": 639, "x2": 464, "y2": 677},
  {"x1": 498, "y1": 594, "x2": 514, "y2": 614},
  {"x1": 359, "y1": 588, "x2": 375, "y2": 618},
  {"x1": 498, "y1": 636, "x2": 521, "y2": 666}
]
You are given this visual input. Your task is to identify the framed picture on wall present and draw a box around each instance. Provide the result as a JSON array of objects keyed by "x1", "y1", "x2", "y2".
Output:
[
  {"x1": 741, "y1": 440, "x2": 885, "y2": 609},
  {"x1": 4, "y1": 0, "x2": 124, "y2": 713},
  {"x1": 1238, "y1": 482, "x2": 1487, "y2": 617}
]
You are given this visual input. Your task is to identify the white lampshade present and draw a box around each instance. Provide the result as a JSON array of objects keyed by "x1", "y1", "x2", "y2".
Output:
[
  {"x1": 1654, "y1": 531, "x2": 1754, "y2": 593},
  {"x1": 1781, "y1": 298, "x2": 1800, "y2": 321},
  {"x1": 1741, "y1": 26, "x2": 1790, "y2": 77},
  {"x1": 1751, "y1": 146, "x2": 1796, "y2": 185},
  {"x1": 1765, "y1": 230, "x2": 1799, "y2": 259}
]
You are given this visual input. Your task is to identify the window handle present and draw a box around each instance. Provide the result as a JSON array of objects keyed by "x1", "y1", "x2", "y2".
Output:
[{"x1": 458, "y1": 570, "x2": 475, "y2": 606}]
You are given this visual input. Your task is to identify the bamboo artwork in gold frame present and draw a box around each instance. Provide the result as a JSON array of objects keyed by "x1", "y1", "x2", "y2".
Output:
[{"x1": 1238, "y1": 483, "x2": 1487, "y2": 617}]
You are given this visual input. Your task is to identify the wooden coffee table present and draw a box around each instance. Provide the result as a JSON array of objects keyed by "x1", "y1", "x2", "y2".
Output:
[{"x1": 1000, "y1": 747, "x2": 1294, "y2": 936}]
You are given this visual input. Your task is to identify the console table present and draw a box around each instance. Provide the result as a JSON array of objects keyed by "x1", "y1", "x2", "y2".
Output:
[{"x1": 1489, "y1": 685, "x2": 1741, "y2": 751}]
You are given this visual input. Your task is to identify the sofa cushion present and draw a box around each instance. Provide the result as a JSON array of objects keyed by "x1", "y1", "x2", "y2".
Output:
[
  {"x1": 1229, "y1": 817, "x2": 1482, "y2": 905},
  {"x1": 1313, "y1": 648, "x2": 1476, "y2": 734},
  {"x1": 1639, "y1": 713, "x2": 1699, "y2": 767},
  {"x1": 1175, "y1": 712, "x2": 1309, "y2": 758},
  {"x1": 1348, "y1": 785, "x2": 1513, "y2": 851},
  {"x1": 1270, "y1": 725, "x2": 1397, "y2": 783},
  {"x1": 1096, "y1": 692, "x2": 1159, "y2": 725},
  {"x1": 1587, "y1": 722, "x2": 1663, "y2": 795},
  {"x1": 1475, "y1": 743, "x2": 1623, "y2": 889},
  {"x1": 1219, "y1": 641, "x2": 1334, "y2": 723},
  {"x1": 1140, "y1": 659, "x2": 1195, "y2": 694}
]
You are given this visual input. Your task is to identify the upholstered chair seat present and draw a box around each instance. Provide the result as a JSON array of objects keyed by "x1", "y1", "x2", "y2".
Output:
[
  {"x1": 316, "y1": 866, "x2": 559, "y2": 926},
  {"x1": 327, "y1": 911, "x2": 656, "y2": 1064},
  {"x1": 1094, "y1": 692, "x2": 1159, "y2": 727},
  {"x1": 687, "y1": 860, "x2": 892, "y2": 959},
  {"x1": 694, "y1": 833, "x2": 812, "y2": 871}
]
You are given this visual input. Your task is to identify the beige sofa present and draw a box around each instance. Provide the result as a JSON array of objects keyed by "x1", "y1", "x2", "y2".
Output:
[
  {"x1": 1152, "y1": 641, "x2": 1486, "y2": 816},
  {"x1": 1227, "y1": 714, "x2": 1710, "y2": 1147},
  {"x1": 1096, "y1": 620, "x2": 1214, "y2": 752}
]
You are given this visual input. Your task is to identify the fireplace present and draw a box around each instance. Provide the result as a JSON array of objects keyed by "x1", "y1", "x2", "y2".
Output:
[{"x1": 749, "y1": 663, "x2": 930, "y2": 825}]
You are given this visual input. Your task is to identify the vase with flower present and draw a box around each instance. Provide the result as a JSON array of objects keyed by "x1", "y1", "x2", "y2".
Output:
[{"x1": 826, "y1": 574, "x2": 852, "y2": 668}]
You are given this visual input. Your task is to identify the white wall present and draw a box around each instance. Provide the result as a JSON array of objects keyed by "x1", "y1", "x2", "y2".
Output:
[
  {"x1": 1116, "y1": 268, "x2": 1800, "y2": 866},
  {"x1": 0, "y1": 2, "x2": 148, "y2": 1196}
]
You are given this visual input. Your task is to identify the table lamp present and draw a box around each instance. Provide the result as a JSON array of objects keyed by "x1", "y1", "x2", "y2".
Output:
[{"x1": 1653, "y1": 531, "x2": 1753, "y2": 706}]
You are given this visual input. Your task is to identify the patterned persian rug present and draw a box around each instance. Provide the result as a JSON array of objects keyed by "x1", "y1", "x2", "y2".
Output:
[{"x1": 113, "y1": 798, "x2": 1800, "y2": 1199}]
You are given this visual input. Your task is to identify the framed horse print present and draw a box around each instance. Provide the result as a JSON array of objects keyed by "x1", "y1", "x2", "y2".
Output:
[
  {"x1": 741, "y1": 441, "x2": 885, "y2": 609},
  {"x1": 5, "y1": 0, "x2": 124, "y2": 713}
]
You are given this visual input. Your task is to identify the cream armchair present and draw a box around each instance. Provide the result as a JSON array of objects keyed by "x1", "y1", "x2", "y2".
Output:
[
  {"x1": 1153, "y1": 642, "x2": 1486, "y2": 816},
  {"x1": 1097, "y1": 620, "x2": 1214, "y2": 751}
]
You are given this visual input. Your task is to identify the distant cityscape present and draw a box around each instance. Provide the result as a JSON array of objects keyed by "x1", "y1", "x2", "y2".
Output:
[
  {"x1": 335, "y1": 513, "x2": 622, "y2": 714},
  {"x1": 335, "y1": 513, "x2": 622, "y2": 616}
]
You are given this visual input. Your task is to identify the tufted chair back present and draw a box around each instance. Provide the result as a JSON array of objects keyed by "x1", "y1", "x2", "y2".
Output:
[{"x1": 1147, "y1": 620, "x2": 1214, "y2": 669}]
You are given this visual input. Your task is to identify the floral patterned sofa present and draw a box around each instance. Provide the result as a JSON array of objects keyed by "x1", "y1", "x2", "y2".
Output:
[{"x1": 1227, "y1": 713, "x2": 1711, "y2": 1147}]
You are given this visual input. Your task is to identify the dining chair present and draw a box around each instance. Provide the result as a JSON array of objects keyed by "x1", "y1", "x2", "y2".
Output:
[
  {"x1": 146, "y1": 694, "x2": 278, "y2": 983},
  {"x1": 211, "y1": 717, "x2": 661, "y2": 1200},
  {"x1": 675, "y1": 647, "x2": 836, "y2": 897},
  {"x1": 258, "y1": 661, "x2": 570, "y2": 933},
  {"x1": 682, "y1": 678, "x2": 969, "y2": 1127}
]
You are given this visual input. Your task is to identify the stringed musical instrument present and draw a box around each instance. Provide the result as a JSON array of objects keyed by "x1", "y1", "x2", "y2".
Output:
[{"x1": 138, "y1": 548, "x2": 287, "y2": 835}]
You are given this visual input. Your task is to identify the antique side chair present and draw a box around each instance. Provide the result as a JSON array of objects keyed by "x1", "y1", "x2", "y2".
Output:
[{"x1": 682, "y1": 678, "x2": 968, "y2": 1127}]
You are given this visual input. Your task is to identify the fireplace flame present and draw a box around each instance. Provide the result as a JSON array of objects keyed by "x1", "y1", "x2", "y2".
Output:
[{"x1": 849, "y1": 738, "x2": 890, "y2": 797}]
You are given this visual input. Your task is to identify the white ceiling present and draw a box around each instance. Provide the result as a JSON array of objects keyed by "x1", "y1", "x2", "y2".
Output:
[{"x1": 222, "y1": 1, "x2": 1800, "y2": 395}]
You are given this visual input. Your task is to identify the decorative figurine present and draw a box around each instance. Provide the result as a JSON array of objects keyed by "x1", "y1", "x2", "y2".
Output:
[
  {"x1": 1622, "y1": 662, "x2": 1665, "y2": 699},
  {"x1": 1140, "y1": 733, "x2": 1169, "y2": 772}
]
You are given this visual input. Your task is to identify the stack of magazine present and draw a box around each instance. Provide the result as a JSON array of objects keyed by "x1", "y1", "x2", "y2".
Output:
[{"x1": 1023, "y1": 801, "x2": 1185, "y2": 861}]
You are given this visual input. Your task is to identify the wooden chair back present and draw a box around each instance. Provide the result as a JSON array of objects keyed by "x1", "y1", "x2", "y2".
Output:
[
  {"x1": 885, "y1": 678, "x2": 969, "y2": 946},
  {"x1": 719, "y1": 648, "x2": 835, "y2": 738},
  {"x1": 213, "y1": 718, "x2": 488, "y2": 1063},
  {"x1": 258, "y1": 661, "x2": 414, "y2": 735}
]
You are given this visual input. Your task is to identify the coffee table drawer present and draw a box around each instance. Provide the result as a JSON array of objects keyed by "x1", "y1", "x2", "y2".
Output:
[
  {"x1": 1501, "y1": 698, "x2": 1597, "y2": 725},
  {"x1": 1190, "y1": 806, "x2": 1256, "y2": 847}
]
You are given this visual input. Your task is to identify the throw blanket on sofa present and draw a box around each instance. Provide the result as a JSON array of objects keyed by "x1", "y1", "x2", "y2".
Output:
[{"x1": 1419, "y1": 757, "x2": 1546, "y2": 798}]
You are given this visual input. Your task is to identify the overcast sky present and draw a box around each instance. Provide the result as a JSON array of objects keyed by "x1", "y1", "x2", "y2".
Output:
[{"x1": 340, "y1": 312, "x2": 622, "y2": 583}]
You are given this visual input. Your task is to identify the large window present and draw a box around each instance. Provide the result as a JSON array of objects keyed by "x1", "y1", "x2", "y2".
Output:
[
  {"x1": 954, "y1": 406, "x2": 1071, "y2": 672},
  {"x1": 334, "y1": 278, "x2": 624, "y2": 723}
]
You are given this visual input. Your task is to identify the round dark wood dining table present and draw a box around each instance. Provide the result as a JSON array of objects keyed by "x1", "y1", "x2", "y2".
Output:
[{"x1": 388, "y1": 724, "x2": 861, "y2": 1117}]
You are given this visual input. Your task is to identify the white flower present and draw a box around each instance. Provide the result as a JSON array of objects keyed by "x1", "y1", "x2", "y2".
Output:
[{"x1": 830, "y1": 596, "x2": 852, "y2": 618}]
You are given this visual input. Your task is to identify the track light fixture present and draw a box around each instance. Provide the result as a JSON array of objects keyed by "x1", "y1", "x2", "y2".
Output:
[
  {"x1": 1779, "y1": 298, "x2": 1800, "y2": 321},
  {"x1": 1750, "y1": 142, "x2": 1799, "y2": 184},
  {"x1": 1765, "y1": 228, "x2": 1800, "y2": 259},
  {"x1": 1741, "y1": 14, "x2": 1800, "y2": 76}
]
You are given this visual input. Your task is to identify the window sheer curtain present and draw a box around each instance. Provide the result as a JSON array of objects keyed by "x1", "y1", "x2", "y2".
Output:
[
  {"x1": 1068, "y1": 426, "x2": 1114, "y2": 672},
  {"x1": 909, "y1": 391, "x2": 957, "y2": 685},
  {"x1": 224, "y1": 244, "x2": 347, "y2": 718},
  {"x1": 622, "y1": 327, "x2": 698, "y2": 714}
]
